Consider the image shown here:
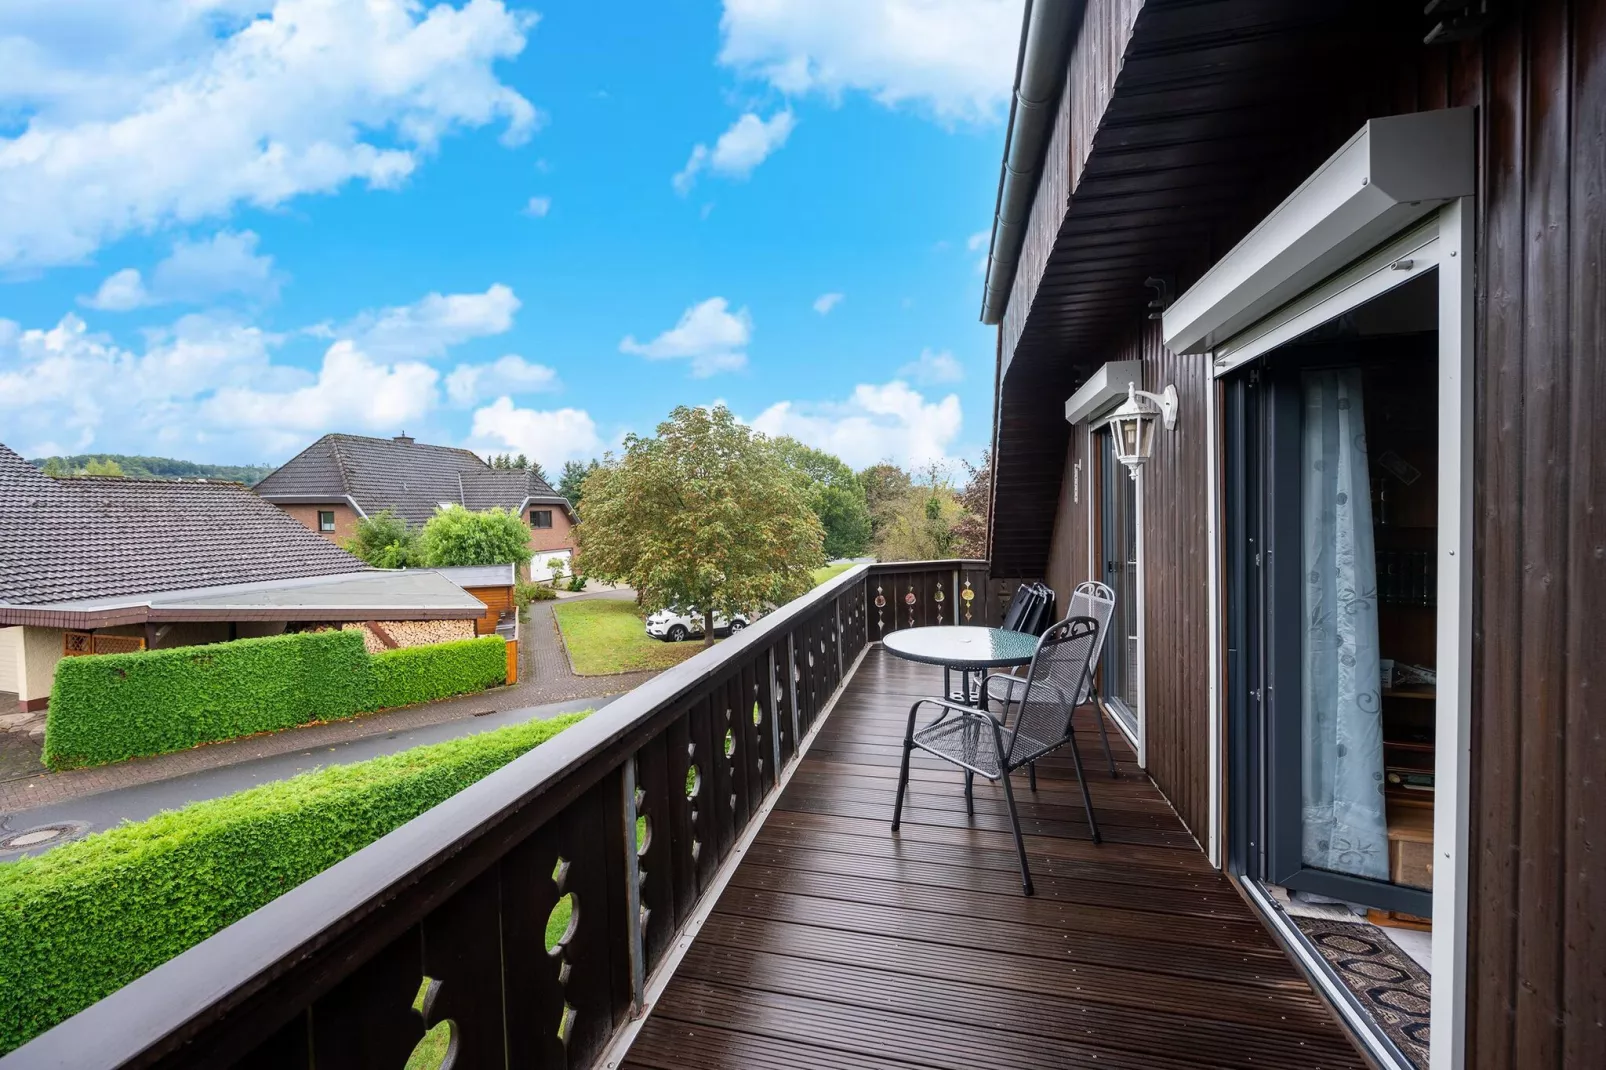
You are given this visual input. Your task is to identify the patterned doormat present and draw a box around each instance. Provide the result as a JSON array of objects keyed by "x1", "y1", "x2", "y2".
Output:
[{"x1": 1295, "y1": 917, "x2": 1431, "y2": 1069}]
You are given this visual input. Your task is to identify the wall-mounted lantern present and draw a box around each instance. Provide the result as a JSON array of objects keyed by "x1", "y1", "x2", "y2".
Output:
[{"x1": 1106, "y1": 382, "x2": 1178, "y2": 479}]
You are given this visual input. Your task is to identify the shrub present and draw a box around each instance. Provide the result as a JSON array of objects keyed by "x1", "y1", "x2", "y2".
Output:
[
  {"x1": 419, "y1": 506, "x2": 533, "y2": 568},
  {"x1": 45, "y1": 633, "x2": 511, "y2": 771},
  {"x1": 0, "y1": 711, "x2": 589, "y2": 1054},
  {"x1": 370, "y1": 636, "x2": 507, "y2": 709},
  {"x1": 515, "y1": 579, "x2": 558, "y2": 606},
  {"x1": 44, "y1": 631, "x2": 373, "y2": 770}
]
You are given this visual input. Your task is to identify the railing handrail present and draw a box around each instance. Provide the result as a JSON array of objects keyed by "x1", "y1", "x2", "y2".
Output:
[{"x1": 1, "y1": 563, "x2": 880, "y2": 1069}]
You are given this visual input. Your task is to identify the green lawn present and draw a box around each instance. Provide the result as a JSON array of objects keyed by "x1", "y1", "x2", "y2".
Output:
[
  {"x1": 812, "y1": 562, "x2": 856, "y2": 585},
  {"x1": 552, "y1": 599, "x2": 705, "y2": 675}
]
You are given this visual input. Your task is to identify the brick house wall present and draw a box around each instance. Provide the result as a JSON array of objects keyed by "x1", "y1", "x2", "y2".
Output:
[
  {"x1": 526, "y1": 506, "x2": 576, "y2": 556},
  {"x1": 277, "y1": 503, "x2": 359, "y2": 545}
]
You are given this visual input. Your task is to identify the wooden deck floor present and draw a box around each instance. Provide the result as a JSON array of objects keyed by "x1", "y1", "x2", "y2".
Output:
[{"x1": 622, "y1": 649, "x2": 1365, "y2": 1070}]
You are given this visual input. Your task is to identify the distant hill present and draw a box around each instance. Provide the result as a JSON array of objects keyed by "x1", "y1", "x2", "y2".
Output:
[{"x1": 28, "y1": 454, "x2": 277, "y2": 485}]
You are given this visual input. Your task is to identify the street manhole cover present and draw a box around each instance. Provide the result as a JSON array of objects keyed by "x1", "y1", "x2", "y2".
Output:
[{"x1": 0, "y1": 822, "x2": 86, "y2": 852}]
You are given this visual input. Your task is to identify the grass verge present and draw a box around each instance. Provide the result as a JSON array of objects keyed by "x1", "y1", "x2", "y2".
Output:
[
  {"x1": 552, "y1": 599, "x2": 704, "y2": 675},
  {"x1": 812, "y1": 562, "x2": 856, "y2": 585}
]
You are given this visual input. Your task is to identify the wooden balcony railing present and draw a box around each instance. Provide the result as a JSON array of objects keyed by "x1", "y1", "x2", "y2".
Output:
[{"x1": 3, "y1": 560, "x2": 997, "y2": 1070}]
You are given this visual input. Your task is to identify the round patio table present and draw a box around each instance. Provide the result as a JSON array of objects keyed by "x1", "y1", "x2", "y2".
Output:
[{"x1": 881, "y1": 625, "x2": 1038, "y2": 708}]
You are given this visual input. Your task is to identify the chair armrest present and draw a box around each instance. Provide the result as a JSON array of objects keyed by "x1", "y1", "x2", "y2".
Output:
[
  {"x1": 982, "y1": 672, "x2": 1028, "y2": 700},
  {"x1": 911, "y1": 695, "x2": 1006, "y2": 727}
]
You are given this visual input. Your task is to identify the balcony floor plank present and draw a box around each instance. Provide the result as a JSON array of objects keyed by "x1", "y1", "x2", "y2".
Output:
[{"x1": 629, "y1": 649, "x2": 1364, "y2": 1069}]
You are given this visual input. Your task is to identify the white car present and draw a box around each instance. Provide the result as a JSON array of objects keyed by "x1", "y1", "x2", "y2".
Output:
[{"x1": 645, "y1": 607, "x2": 752, "y2": 642}]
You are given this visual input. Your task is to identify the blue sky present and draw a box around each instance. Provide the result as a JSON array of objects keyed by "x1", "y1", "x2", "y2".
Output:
[{"x1": 0, "y1": 1, "x2": 1022, "y2": 473}]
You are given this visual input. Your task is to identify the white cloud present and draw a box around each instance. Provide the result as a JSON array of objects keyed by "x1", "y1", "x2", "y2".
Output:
[
  {"x1": 524, "y1": 195, "x2": 551, "y2": 217},
  {"x1": 445, "y1": 354, "x2": 558, "y2": 405},
  {"x1": 673, "y1": 110, "x2": 795, "y2": 194},
  {"x1": 0, "y1": 310, "x2": 277, "y2": 454},
  {"x1": 750, "y1": 379, "x2": 962, "y2": 469},
  {"x1": 82, "y1": 269, "x2": 148, "y2": 312},
  {"x1": 81, "y1": 230, "x2": 280, "y2": 310},
  {"x1": 468, "y1": 396, "x2": 604, "y2": 472},
  {"x1": 719, "y1": 0, "x2": 1022, "y2": 123},
  {"x1": 204, "y1": 341, "x2": 440, "y2": 449},
  {"x1": 332, "y1": 283, "x2": 520, "y2": 360},
  {"x1": 0, "y1": 0, "x2": 540, "y2": 270},
  {"x1": 620, "y1": 297, "x2": 751, "y2": 377},
  {"x1": 813, "y1": 292, "x2": 844, "y2": 315},
  {"x1": 898, "y1": 347, "x2": 962, "y2": 384},
  {"x1": 0, "y1": 281, "x2": 525, "y2": 458},
  {"x1": 967, "y1": 230, "x2": 989, "y2": 251}
]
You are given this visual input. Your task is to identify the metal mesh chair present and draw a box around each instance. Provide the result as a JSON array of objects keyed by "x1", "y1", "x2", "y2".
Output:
[
  {"x1": 892, "y1": 616, "x2": 1102, "y2": 895},
  {"x1": 989, "y1": 582, "x2": 1120, "y2": 782},
  {"x1": 1066, "y1": 581, "x2": 1119, "y2": 777}
]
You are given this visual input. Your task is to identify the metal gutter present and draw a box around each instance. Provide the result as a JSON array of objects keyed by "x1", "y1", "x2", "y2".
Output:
[{"x1": 980, "y1": 0, "x2": 1082, "y2": 325}]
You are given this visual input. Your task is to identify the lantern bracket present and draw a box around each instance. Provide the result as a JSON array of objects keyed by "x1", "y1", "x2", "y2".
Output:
[{"x1": 1130, "y1": 382, "x2": 1178, "y2": 430}]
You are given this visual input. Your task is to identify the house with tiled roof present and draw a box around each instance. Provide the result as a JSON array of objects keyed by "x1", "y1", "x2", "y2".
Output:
[
  {"x1": 0, "y1": 443, "x2": 487, "y2": 712},
  {"x1": 255, "y1": 433, "x2": 577, "y2": 579}
]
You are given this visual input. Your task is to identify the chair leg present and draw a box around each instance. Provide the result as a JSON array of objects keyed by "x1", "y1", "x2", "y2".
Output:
[
  {"x1": 892, "y1": 700, "x2": 919, "y2": 831},
  {"x1": 999, "y1": 769, "x2": 1034, "y2": 895},
  {"x1": 1065, "y1": 731, "x2": 1102, "y2": 845},
  {"x1": 1028, "y1": 761, "x2": 1037, "y2": 791},
  {"x1": 1087, "y1": 683, "x2": 1117, "y2": 777},
  {"x1": 964, "y1": 771, "x2": 974, "y2": 816}
]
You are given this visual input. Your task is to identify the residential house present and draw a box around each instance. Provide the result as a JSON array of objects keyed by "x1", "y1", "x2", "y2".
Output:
[
  {"x1": 12, "y1": 4, "x2": 1600, "y2": 1070},
  {"x1": 255, "y1": 433, "x2": 577, "y2": 579},
  {"x1": 0, "y1": 443, "x2": 487, "y2": 712}
]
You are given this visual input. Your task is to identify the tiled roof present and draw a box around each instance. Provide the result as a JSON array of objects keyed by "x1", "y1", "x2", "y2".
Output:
[
  {"x1": 255, "y1": 433, "x2": 567, "y2": 526},
  {"x1": 0, "y1": 443, "x2": 363, "y2": 607}
]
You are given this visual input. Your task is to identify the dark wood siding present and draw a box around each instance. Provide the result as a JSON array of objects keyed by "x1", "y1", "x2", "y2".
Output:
[
  {"x1": 1439, "y1": 3, "x2": 1605, "y2": 1065},
  {"x1": 1135, "y1": 320, "x2": 1212, "y2": 841}
]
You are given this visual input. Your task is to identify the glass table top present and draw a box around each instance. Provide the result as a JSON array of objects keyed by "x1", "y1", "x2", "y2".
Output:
[{"x1": 881, "y1": 626, "x2": 1038, "y2": 668}]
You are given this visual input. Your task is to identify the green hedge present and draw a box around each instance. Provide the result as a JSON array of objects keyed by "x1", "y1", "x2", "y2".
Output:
[
  {"x1": 44, "y1": 631, "x2": 373, "y2": 770},
  {"x1": 371, "y1": 636, "x2": 508, "y2": 709},
  {"x1": 44, "y1": 632, "x2": 510, "y2": 771},
  {"x1": 0, "y1": 711, "x2": 588, "y2": 1054}
]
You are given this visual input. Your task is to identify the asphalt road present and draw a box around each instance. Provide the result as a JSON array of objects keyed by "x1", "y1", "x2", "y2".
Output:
[{"x1": 0, "y1": 693, "x2": 618, "y2": 860}]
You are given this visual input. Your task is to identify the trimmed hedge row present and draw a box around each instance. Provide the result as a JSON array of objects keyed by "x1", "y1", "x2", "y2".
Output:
[
  {"x1": 44, "y1": 632, "x2": 509, "y2": 770},
  {"x1": 0, "y1": 710, "x2": 589, "y2": 1054},
  {"x1": 371, "y1": 636, "x2": 508, "y2": 709}
]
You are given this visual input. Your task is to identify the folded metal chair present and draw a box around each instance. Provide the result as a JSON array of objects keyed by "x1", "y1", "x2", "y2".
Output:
[{"x1": 892, "y1": 616, "x2": 1103, "y2": 895}]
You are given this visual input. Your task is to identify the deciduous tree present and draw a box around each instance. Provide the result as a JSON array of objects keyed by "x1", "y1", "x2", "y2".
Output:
[
  {"x1": 578, "y1": 405, "x2": 825, "y2": 645},
  {"x1": 771, "y1": 437, "x2": 872, "y2": 559},
  {"x1": 344, "y1": 508, "x2": 422, "y2": 569}
]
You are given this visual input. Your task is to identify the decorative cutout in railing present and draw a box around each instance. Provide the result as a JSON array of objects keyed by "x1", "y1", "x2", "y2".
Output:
[{"x1": 1, "y1": 562, "x2": 993, "y2": 1070}]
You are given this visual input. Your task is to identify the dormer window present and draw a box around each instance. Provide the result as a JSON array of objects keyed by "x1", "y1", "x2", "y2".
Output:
[{"x1": 530, "y1": 509, "x2": 553, "y2": 529}]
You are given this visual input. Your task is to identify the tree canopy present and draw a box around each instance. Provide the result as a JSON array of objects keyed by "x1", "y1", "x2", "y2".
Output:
[
  {"x1": 771, "y1": 437, "x2": 872, "y2": 559},
  {"x1": 488, "y1": 453, "x2": 549, "y2": 484},
  {"x1": 418, "y1": 506, "x2": 533, "y2": 568},
  {"x1": 343, "y1": 508, "x2": 422, "y2": 569},
  {"x1": 577, "y1": 406, "x2": 825, "y2": 644},
  {"x1": 557, "y1": 459, "x2": 601, "y2": 511},
  {"x1": 871, "y1": 465, "x2": 968, "y2": 562}
]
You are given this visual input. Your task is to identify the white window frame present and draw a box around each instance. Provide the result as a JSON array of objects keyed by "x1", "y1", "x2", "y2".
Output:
[{"x1": 1195, "y1": 199, "x2": 1472, "y2": 1070}]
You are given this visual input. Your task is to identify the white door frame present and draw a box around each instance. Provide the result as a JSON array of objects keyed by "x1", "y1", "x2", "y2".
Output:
[{"x1": 1198, "y1": 199, "x2": 1472, "y2": 1070}]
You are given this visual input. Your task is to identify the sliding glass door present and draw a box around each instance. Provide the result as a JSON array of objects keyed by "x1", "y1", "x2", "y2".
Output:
[{"x1": 1226, "y1": 351, "x2": 1434, "y2": 917}]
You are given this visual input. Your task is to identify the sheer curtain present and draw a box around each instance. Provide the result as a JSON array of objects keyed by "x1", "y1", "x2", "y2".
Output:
[{"x1": 1300, "y1": 369, "x2": 1388, "y2": 880}]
